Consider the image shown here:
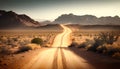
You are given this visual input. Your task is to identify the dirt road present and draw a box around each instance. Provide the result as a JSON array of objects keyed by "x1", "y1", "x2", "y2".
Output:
[
  {"x1": 52, "y1": 24, "x2": 72, "y2": 47},
  {"x1": 21, "y1": 24, "x2": 94, "y2": 69},
  {"x1": 1, "y1": 24, "x2": 120, "y2": 69}
]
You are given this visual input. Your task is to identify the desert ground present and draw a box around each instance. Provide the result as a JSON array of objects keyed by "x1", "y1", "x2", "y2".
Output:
[{"x1": 0, "y1": 24, "x2": 120, "y2": 69}]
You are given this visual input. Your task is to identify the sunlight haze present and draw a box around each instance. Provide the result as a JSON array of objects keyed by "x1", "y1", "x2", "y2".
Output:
[{"x1": 0, "y1": 0, "x2": 120, "y2": 21}]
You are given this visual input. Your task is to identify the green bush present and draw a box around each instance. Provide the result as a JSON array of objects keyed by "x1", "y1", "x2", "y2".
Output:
[{"x1": 31, "y1": 38, "x2": 43, "y2": 45}]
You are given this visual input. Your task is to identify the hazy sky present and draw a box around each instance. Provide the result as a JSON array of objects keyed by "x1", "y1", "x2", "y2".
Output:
[{"x1": 0, "y1": 0, "x2": 120, "y2": 21}]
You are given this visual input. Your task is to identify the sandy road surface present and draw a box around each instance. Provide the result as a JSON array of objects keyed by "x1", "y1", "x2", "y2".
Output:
[
  {"x1": 52, "y1": 24, "x2": 72, "y2": 47},
  {"x1": 22, "y1": 48, "x2": 94, "y2": 69},
  {"x1": 22, "y1": 24, "x2": 94, "y2": 69}
]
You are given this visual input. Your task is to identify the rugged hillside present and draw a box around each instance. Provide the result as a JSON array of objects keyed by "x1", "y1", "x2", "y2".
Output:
[
  {"x1": 54, "y1": 13, "x2": 120, "y2": 25},
  {"x1": 36, "y1": 24, "x2": 63, "y2": 30},
  {"x1": 0, "y1": 10, "x2": 40, "y2": 29}
]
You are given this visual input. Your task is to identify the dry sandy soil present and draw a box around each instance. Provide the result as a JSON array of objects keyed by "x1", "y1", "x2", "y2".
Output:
[
  {"x1": 0, "y1": 25, "x2": 120, "y2": 69},
  {"x1": 0, "y1": 47, "x2": 120, "y2": 69}
]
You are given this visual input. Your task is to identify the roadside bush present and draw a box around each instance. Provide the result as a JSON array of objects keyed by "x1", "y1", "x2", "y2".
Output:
[
  {"x1": 69, "y1": 42, "x2": 78, "y2": 47},
  {"x1": 112, "y1": 52, "x2": 120, "y2": 59},
  {"x1": 78, "y1": 39, "x2": 94, "y2": 49},
  {"x1": 88, "y1": 32, "x2": 119, "y2": 52},
  {"x1": 97, "y1": 45, "x2": 106, "y2": 53},
  {"x1": 31, "y1": 38, "x2": 43, "y2": 45},
  {"x1": 17, "y1": 46, "x2": 32, "y2": 53},
  {"x1": 75, "y1": 32, "x2": 120, "y2": 59},
  {"x1": 78, "y1": 42, "x2": 86, "y2": 48},
  {"x1": 95, "y1": 32, "x2": 118, "y2": 45}
]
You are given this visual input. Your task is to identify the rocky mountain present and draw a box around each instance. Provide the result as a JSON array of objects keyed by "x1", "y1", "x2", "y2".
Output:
[
  {"x1": 54, "y1": 13, "x2": 120, "y2": 25},
  {"x1": 0, "y1": 10, "x2": 40, "y2": 29},
  {"x1": 36, "y1": 24, "x2": 63, "y2": 30}
]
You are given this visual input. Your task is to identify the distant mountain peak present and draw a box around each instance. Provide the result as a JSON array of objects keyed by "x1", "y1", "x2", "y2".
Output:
[
  {"x1": 0, "y1": 10, "x2": 40, "y2": 29},
  {"x1": 54, "y1": 14, "x2": 120, "y2": 25}
]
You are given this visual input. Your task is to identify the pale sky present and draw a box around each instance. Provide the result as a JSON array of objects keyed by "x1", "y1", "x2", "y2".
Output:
[{"x1": 0, "y1": 0, "x2": 120, "y2": 21}]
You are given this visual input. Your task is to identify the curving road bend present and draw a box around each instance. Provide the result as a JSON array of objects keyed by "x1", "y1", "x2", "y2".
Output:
[
  {"x1": 22, "y1": 24, "x2": 94, "y2": 69},
  {"x1": 52, "y1": 24, "x2": 72, "y2": 47}
]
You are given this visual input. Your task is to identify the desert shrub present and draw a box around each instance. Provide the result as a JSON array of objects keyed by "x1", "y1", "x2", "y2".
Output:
[
  {"x1": 112, "y1": 52, "x2": 120, "y2": 59},
  {"x1": 88, "y1": 32, "x2": 119, "y2": 52},
  {"x1": 12, "y1": 38, "x2": 18, "y2": 42},
  {"x1": 0, "y1": 46, "x2": 11, "y2": 55},
  {"x1": 107, "y1": 49, "x2": 118, "y2": 55},
  {"x1": 31, "y1": 38, "x2": 43, "y2": 45},
  {"x1": 17, "y1": 46, "x2": 32, "y2": 53},
  {"x1": 97, "y1": 45, "x2": 106, "y2": 53},
  {"x1": 69, "y1": 42, "x2": 78, "y2": 47},
  {"x1": 96, "y1": 43, "x2": 120, "y2": 57},
  {"x1": 106, "y1": 45, "x2": 120, "y2": 55},
  {"x1": 78, "y1": 39, "x2": 94, "y2": 49},
  {"x1": 96, "y1": 32, "x2": 119, "y2": 45},
  {"x1": 77, "y1": 39, "x2": 94, "y2": 51},
  {"x1": 78, "y1": 42, "x2": 86, "y2": 48}
]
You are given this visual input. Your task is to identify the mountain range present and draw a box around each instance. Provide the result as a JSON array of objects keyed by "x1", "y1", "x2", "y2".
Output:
[
  {"x1": 0, "y1": 10, "x2": 40, "y2": 29},
  {"x1": 0, "y1": 10, "x2": 120, "y2": 30},
  {"x1": 54, "y1": 13, "x2": 120, "y2": 25}
]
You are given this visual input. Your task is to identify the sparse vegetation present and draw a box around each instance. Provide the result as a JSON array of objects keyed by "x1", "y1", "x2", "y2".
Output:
[
  {"x1": 0, "y1": 30, "x2": 61, "y2": 54},
  {"x1": 88, "y1": 32, "x2": 119, "y2": 52},
  {"x1": 0, "y1": 46, "x2": 11, "y2": 55},
  {"x1": 71, "y1": 31, "x2": 120, "y2": 59}
]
